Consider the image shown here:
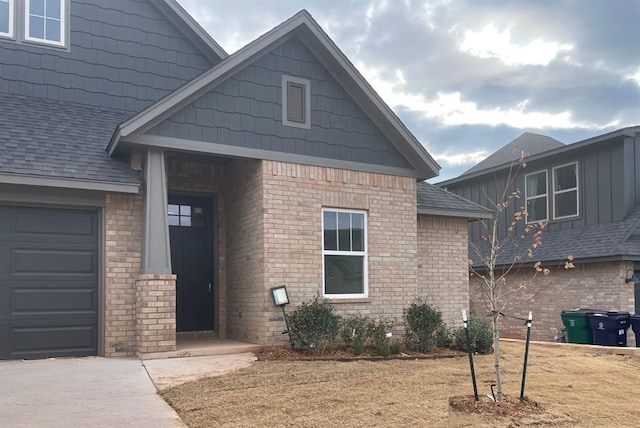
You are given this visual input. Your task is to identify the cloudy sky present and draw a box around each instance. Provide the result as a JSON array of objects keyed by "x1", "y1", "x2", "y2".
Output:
[{"x1": 177, "y1": 0, "x2": 640, "y2": 182}]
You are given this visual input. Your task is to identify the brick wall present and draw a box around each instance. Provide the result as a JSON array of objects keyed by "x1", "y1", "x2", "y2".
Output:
[
  {"x1": 417, "y1": 215, "x2": 469, "y2": 327},
  {"x1": 254, "y1": 160, "x2": 418, "y2": 345},
  {"x1": 136, "y1": 274, "x2": 177, "y2": 353},
  {"x1": 224, "y1": 159, "x2": 266, "y2": 342},
  {"x1": 469, "y1": 261, "x2": 636, "y2": 342},
  {"x1": 104, "y1": 193, "x2": 144, "y2": 357}
]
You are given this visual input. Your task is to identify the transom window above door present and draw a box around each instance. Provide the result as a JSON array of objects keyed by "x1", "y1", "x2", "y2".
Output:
[{"x1": 168, "y1": 204, "x2": 204, "y2": 227}]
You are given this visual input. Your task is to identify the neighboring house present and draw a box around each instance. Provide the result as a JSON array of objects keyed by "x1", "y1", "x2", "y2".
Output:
[
  {"x1": 0, "y1": 0, "x2": 485, "y2": 360},
  {"x1": 439, "y1": 127, "x2": 640, "y2": 342}
]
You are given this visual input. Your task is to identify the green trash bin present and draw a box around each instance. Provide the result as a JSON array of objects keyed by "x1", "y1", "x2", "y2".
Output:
[{"x1": 561, "y1": 309, "x2": 602, "y2": 344}]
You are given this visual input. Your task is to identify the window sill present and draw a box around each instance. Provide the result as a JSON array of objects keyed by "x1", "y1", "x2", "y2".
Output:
[{"x1": 325, "y1": 298, "x2": 371, "y2": 304}]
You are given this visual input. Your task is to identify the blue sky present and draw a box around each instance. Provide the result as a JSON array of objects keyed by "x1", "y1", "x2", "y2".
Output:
[{"x1": 177, "y1": 0, "x2": 640, "y2": 182}]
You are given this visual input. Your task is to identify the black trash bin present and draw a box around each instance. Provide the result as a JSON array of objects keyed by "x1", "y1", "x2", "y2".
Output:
[
  {"x1": 630, "y1": 315, "x2": 640, "y2": 347},
  {"x1": 588, "y1": 311, "x2": 630, "y2": 346},
  {"x1": 561, "y1": 309, "x2": 602, "y2": 344}
]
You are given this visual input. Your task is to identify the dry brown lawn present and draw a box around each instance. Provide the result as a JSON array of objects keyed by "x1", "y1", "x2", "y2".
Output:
[{"x1": 161, "y1": 341, "x2": 640, "y2": 427}]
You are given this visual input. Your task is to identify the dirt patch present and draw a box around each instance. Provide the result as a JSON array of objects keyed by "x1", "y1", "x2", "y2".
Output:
[
  {"x1": 161, "y1": 342, "x2": 640, "y2": 427},
  {"x1": 449, "y1": 394, "x2": 544, "y2": 417}
]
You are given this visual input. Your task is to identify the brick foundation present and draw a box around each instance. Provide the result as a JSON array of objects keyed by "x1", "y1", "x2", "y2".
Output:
[{"x1": 136, "y1": 274, "x2": 177, "y2": 353}]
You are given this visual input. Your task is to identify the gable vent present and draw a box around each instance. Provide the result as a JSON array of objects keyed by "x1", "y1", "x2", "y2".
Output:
[{"x1": 287, "y1": 82, "x2": 305, "y2": 123}]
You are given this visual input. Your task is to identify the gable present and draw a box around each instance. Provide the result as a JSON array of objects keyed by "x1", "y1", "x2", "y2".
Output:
[
  {"x1": 0, "y1": 0, "x2": 217, "y2": 113},
  {"x1": 146, "y1": 37, "x2": 412, "y2": 171}
]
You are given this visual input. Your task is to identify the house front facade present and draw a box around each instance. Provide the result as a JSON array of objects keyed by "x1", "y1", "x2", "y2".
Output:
[
  {"x1": 0, "y1": 0, "x2": 483, "y2": 359},
  {"x1": 440, "y1": 128, "x2": 640, "y2": 343}
]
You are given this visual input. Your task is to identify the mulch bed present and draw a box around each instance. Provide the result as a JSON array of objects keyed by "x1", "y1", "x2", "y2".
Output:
[
  {"x1": 449, "y1": 394, "x2": 545, "y2": 417},
  {"x1": 256, "y1": 344, "x2": 466, "y2": 362}
]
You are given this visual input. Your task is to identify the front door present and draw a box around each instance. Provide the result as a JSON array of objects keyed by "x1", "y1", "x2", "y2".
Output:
[{"x1": 168, "y1": 196, "x2": 214, "y2": 332}]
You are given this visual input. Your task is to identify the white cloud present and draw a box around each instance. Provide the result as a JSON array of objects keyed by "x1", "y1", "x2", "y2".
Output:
[
  {"x1": 434, "y1": 151, "x2": 489, "y2": 166},
  {"x1": 627, "y1": 69, "x2": 640, "y2": 86},
  {"x1": 357, "y1": 63, "x2": 617, "y2": 130},
  {"x1": 458, "y1": 24, "x2": 573, "y2": 66}
]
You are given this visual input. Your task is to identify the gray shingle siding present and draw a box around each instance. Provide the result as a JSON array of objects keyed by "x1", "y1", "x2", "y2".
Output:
[
  {"x1": 0, "y1": 0, "x2": 215, "y2": 113},
  {"x1": 148, "y1": 37, "x2": 411, "y2": 169}
]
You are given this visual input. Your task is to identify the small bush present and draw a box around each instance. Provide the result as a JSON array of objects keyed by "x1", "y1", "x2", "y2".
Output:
[
  {"x1": 370, "y1": 318, "x2": 394, "y2": 357},
  {"x1": 453, "y1": 316, "x2": 493, "y2": 354},
  {"x1": 287, "y1": 295, "x2": 340, "y2": 352},
  {"x1": 339, "y1": 314, "x2": 373, "y2": 349},
  {"x1": 389, "y1": 340, "x2": 402, "y2": 355},
  {"x1": 403, "y1": 300, "x2": 451, "y2": 353},
  {"x1": 352, "y1": 339, "x2": 365, "y2": 355}
]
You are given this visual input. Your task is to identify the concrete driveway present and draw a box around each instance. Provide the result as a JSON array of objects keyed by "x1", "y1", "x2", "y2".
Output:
[{"x1": 0, "y1": 357, "x2": 185, "y2": 428}]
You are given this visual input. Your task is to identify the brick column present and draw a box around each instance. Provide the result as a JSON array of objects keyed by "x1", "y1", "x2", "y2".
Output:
[{"x1": 136, "y1": 274, "x2": 177, "y2": 354}]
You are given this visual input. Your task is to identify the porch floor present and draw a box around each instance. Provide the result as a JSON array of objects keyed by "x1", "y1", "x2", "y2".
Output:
[{"x1": 138, "y1": 338, "x2": 262, "y2": 360}]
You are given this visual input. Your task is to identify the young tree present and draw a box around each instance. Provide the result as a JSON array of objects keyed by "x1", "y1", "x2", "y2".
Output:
[{"x1": 468, "y1": 152, "x2": 574, "y2": 403}]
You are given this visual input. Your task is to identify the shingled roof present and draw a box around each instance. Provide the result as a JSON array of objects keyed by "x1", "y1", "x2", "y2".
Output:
[
  {"x1": 470, "y1": 204, "x2": 640, "y2": 268},
  {"x1": 0, "y1": 93, "x2": 140, "y2": 189},
  {"x1": 462, "y1": 132, "x2": 564, "y2": 176},
  {"x1": 417, "y1": 182, "x2": 491, "y2": 219}
]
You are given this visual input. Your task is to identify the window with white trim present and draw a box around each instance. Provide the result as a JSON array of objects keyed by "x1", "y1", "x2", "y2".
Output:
[
  {"x1": 282, "y1": 75, "x2": 311, "y2": 129},
  {"x1": 0, "y1": 0, "x2": 14, "y2": 37},
  {"x1": 25, "y1": 0, "x2": 65, "y2": 46},
  {"x1": 322, "y1": 209, "x2": 367, "y2": 297},
  {"x1": 525, "y1": 170, "x2": 548, "y2": 222},
  {"x1": 553, "y1": 162, "x2": 578, "y2": 219}
]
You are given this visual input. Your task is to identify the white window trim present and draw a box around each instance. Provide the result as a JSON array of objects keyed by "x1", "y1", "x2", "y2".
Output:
[
  {"x1": 321, "y1": 208, "x2": 368, "y2": 299},
  {"x1": 24, "y1": 0, "x2": 66, "y2": 47},
  {"x1": 552, "y1": 161, "x2": 579, "y2": 220},
  {"x1": 524, "y1": 169, "x2": 548, "y2": 223},
  {"x1": 0, "y1": 0, "x2": 14, "y2": 38},
  {"x1": 282, "y1": 75, "x2": 311, "y2": 129}
]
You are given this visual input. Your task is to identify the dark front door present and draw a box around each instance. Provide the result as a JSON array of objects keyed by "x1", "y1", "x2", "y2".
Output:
[
  {"x1": 0, "y1": 205, "x2": 99, "y2": 360},
  {"x1": 168, "y1": 196, "x2": 214, "y2": 332}
]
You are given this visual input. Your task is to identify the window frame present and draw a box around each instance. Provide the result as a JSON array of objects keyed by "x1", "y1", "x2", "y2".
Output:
[
  {"x1": 282, "y1": 75, "x2": 311, "y2": 129},
  {"x1": 0, "y1": 0, "x2": 14, "y2": 39},
  {"x1": 524, "y1": 169, "x2": 548, "y2": 223},
  {"x1": 321, "y1": 208, "x2": 368, "y2": 299},
  {"x1": 552, "y1": 161, "x2": 579, "y2": 220},
  {"x1": 24, "y1": 0, "x2": 66, "y2": 47}
]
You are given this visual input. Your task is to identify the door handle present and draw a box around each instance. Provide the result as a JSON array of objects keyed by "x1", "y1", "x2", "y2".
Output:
[{"x1": 208, "y1": 281, "x2": 212, "y2": 293}]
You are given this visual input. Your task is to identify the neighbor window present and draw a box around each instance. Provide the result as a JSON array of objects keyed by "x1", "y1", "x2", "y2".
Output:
[
  {"x1": 525, "y1": 170, "x2": 548, "y2": 222},
  {"x1": 25, "y1": 0, "x2": 65, "y2": 46},
  {"x1": 322, "y1": 209, "x2": 367, "y2": 298},
  {"x1": 0, "y1": 0, "x2": 13, "y2": 37},
  {"x1": 282, "y1": 75, "x2": 311, "y2": 129},
  {"x1": 553, "y1": 162, "x2": 579, "y2": 219}
]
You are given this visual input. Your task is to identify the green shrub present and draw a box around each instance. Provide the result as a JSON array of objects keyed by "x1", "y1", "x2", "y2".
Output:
[
  {"x1": 389, "y1": 340, "x2": 402, "y2": 355},
  {"x1": 287, "y1": 295, "x2": 340, "y2": 352},
  {"x1": 339, "y1": 314, "x2": 374, "y2": 349},
  {"x1": 370, "y1": 318, "x2": 394, "y2": 357},
  {"x1": 453, "y1": 316, "x2": 493, "y2": 354},
  {"x1": 403, "y1": 300, "x2": 451, "y2": 353},
  {"x1": 352, "y1": 339, "x2": 365, "y2": 356}
]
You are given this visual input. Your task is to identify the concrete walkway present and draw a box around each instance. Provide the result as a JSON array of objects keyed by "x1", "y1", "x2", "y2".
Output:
[{"x1": 0, "y1": 353, "x2": 258, "y2": 427}]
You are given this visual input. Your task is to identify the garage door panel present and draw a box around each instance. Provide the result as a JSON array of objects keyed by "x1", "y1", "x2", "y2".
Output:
[
  {"x1": 0, "y1": 205, "x2": 99, "y2": 360},
  {"x1": 12, "y1": 208, "x2": 96, "y2": 237},
  {"x1": 11, "y1": 288, "x2": 96, "y2": 315},
  {"x1": 10, "y1": 248, "x2": 97, "y2": 276},
  {"x1": 8, "y1": 323, "x2": 96, "y2": 359}
]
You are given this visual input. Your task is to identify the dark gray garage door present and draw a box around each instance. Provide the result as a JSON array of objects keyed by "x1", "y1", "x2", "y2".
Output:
[{"x1": 0, "y1": 205, "x2": 99, "y2": 360}]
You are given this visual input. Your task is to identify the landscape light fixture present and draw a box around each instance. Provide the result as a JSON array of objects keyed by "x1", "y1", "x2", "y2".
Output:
[
  {"x1": 270, "y1": 285, "x2": 290, "y2": 306},
  {"x1": 270, "y1": 285, "x2": 293, "y2": 347}
]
